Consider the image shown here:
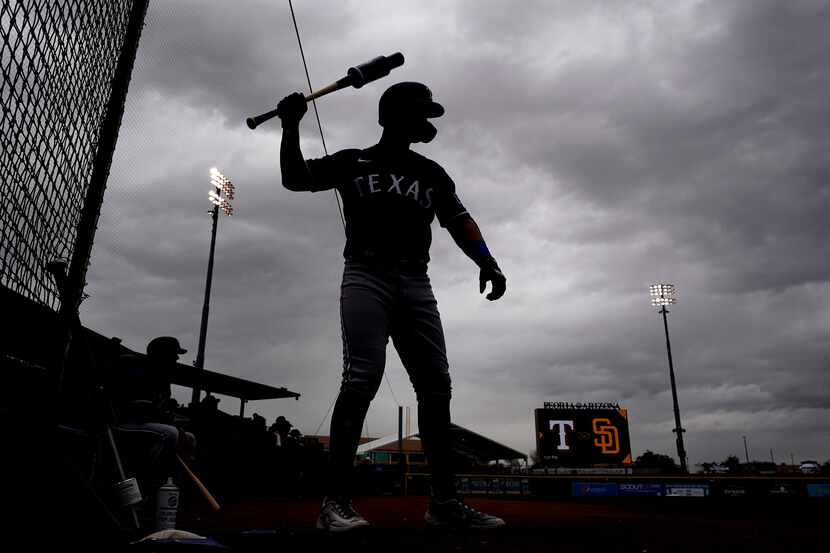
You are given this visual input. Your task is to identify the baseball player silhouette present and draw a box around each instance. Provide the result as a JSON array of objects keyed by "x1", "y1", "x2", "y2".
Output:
[{"x1": 277, "y1": 81, "x2": 507, "y2": 531}]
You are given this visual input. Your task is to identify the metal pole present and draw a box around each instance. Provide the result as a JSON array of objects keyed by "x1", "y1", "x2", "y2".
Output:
[
  {"x1": 106, "y1": 426, "x2": 141, "y2": 529},
  {"x1": 743, "y1": 436, "x2": 750, "y2": 463},
  {"x1": 661, "y1": 305, "x2": 688, "y2": 473},
  {"x1": 56, "y1": 0, "x2": 149, "y2": 396},
  {"x1": 191, "y1": 202, "x2": 220, "y2": 406},
  {"x1": 398, "y1": 405, "x2": 406, "y2": 495}
]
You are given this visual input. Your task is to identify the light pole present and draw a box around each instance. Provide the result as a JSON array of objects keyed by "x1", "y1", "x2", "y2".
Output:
[
  {"x1": 191, "y1": 168, "x2": 235, "y2": 406},
  {"x1": 649, "y1": 283, "x2": 688, "y2": 473}
]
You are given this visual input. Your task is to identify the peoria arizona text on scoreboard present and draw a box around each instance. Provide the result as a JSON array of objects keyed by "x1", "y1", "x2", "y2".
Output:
[{"x1": 535, "y1": 402, "x2": 632, "y2": 466}]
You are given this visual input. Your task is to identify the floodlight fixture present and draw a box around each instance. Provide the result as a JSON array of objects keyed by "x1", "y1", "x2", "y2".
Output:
[
  {"x1": 208, "y1": 168, "x2": 235, "y2": 202},
  {"x1": 650, "y1": 283, "x2": 677, "y2": 307}
]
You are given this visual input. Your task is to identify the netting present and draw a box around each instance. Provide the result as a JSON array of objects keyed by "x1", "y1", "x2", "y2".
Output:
[{"x1": 0, "y1": 0, "x2": 135, "y2": 311}]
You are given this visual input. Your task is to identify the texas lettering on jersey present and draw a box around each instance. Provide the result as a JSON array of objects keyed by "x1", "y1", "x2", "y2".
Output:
[
  {"x1": 351, "y1": 173, "x2": 433, "y2": 209},
  {"x1": 305, "y1": 147, "x2": 468, "y2": 262}
]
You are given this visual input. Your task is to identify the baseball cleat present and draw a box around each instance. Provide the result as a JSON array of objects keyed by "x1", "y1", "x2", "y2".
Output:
[
  {"x1": 316, "y1": 497, "x2": 370, "y2": 532},
  {"x1": 424, "y1": 498, "x2": 506, "y2": 529}
]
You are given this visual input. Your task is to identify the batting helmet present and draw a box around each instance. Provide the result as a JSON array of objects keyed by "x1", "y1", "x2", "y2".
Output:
[{"x1": 378, "y1": 81, "x2": 444, "y2": 126}]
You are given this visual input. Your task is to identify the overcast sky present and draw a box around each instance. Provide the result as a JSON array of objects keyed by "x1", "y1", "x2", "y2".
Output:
[{"x1": 82, "y1": 0, "x2": 830, "y2": 467}]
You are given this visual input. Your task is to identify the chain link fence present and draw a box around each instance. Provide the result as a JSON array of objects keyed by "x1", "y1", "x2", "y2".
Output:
[{"x1": 0, "y1": 0, "x2": 136, "y2": 311}]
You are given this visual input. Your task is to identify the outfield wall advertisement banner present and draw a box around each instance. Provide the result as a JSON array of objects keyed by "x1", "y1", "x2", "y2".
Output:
[
  {"x1": 572, "y1": 482, "x2": 619, "y2": 497},
  {"x1": 535, "y1": 407, "x2": 632, "y2": 466},
  {"x1": 665, "y1": 483, "x2": 709, "y2": 497},
  {"x1": 619, "y1": 483, "x2": 664, "y2": 497},
  {"x1": 806, "y1": 484, "x2": 830, "y2": 498}
]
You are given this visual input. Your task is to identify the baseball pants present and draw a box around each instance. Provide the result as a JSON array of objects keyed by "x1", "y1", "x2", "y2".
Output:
[{"x1": 327, "y1": 259, "x2": 456, "y2": 500}]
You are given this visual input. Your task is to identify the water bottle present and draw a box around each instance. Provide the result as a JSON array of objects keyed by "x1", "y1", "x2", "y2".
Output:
[{"x1": 155, "y1": 477, "x2": 180, "y2": 530}]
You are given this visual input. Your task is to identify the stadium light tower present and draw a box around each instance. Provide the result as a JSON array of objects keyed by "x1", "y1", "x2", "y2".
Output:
[
  {"x1": 191, "y1": 168, "x2": 235, "y2": 406},
  {"x1": 649, "y1": 283, "x2": 688, "y2": 473}
]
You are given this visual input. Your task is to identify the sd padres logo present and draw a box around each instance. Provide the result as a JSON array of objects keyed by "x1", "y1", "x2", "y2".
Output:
[{"x1": 592, "y1": 418, "x2": 620, "y2": 454}]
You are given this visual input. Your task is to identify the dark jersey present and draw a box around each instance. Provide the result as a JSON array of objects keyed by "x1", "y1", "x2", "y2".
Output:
[
  {"x1": 108, "y1": 355, "x2": 173, "y2": 424},
  {"x1": 305, "y1": 145, "x2": 468, "y2": 263}
]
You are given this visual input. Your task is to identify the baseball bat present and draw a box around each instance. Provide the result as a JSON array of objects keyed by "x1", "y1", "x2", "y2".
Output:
[
  {"x1": 177, "y1": 454, "x2": 221, "y2": 511},
  {"x1": 47, "y1": 260, "x2": 143, "y2": 527},
  {"x1": 246, "y1": 52, "x2": 405, "y2": 129}
]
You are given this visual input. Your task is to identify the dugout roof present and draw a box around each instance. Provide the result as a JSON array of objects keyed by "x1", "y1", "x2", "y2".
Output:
[
  {"x1": 449, "y1": 423, "x2": 527, "y2": 462},
  {"x1": 104, "y1": 337, "x2": 300, "y2": 402},
  {"x1": 350, "y1": 424, "x2": 527, "y2": 462},
  {"x1": 164, "y1": 361, "x2": 299, "y2": 401},
  {"x1": 3, "y1": 285, "x2": 299, "y2": 402}
]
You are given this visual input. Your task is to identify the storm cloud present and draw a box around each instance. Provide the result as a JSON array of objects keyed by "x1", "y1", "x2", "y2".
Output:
[{"x1": 82, "y1": 0, "x2": 830, "y2": 466}]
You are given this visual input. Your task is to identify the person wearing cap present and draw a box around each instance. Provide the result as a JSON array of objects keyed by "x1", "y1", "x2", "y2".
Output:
[
  {"x1": 110, "y1": 337, "x2": 195, "y2": 486},
  {"x1": 270, "y1": 415, "x2": 293, "y2": 447},
  {"x1": 144, "y1": 336, "x2": 187, "y2": 410},
  {"x1": 276, "y1": 82, "x2": 507, "y2": 531}
]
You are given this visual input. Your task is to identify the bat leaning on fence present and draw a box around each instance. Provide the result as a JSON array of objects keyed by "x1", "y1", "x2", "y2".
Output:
[{"x1": 177, "y1": 454, "x2": 221, "y2": 512}]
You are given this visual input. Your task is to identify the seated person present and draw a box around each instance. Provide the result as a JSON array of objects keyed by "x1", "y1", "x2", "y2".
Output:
[{"x1": 108, "y1": 336, "x2": 196, "y2": 492}]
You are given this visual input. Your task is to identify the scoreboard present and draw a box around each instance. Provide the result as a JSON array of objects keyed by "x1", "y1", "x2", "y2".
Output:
[{"x1": 535, "y1": 403, "x2": 632, "y2": 466}]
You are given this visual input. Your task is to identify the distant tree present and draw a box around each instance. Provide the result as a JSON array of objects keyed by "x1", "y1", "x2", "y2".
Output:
[
  {"x1": 722, "y1": 455, "x2": 741, "y2": 472},
  {"x1": 634, "y1": 450, "x2": 678, "y2": 471},
  {"x1": 529, "y1": 449, "x2": 541, "y2": 466}
]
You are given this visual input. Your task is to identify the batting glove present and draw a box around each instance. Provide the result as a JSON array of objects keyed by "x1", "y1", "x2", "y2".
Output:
[
  {"x1": 276, "y1": 92, "x2": 308, "y2": 127},
  {"x1": 479, "y1": 258, "x2": 506, "y2": 301}
]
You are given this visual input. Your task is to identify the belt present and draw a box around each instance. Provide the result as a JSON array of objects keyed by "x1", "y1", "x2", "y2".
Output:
[{"x1": 346, "y1": 251, "x2": 428, "y2": 272}]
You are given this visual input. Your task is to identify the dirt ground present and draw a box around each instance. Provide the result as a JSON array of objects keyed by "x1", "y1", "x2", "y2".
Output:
[{"x1": 175, "y1": 495, "x2": 829, "y2": 553}]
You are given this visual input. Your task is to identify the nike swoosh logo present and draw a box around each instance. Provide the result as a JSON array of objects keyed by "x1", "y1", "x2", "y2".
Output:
[{"x1": 357, "y1": 158, "x2": 372, "y2": 163}]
